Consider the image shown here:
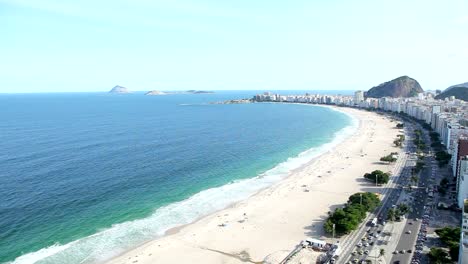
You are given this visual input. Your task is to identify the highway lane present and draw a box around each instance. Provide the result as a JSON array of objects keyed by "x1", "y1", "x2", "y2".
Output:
[
  {"x1": 390, "y1": 127, "x2": 435, "y2": 264},
  {"x1": 339, "y1": 125, "x2": 412, "y2": 264}
]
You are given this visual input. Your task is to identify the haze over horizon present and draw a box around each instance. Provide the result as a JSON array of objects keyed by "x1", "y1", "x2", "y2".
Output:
[{"x1": 1, "y1": 0, "x2": 467, "y2": 93}]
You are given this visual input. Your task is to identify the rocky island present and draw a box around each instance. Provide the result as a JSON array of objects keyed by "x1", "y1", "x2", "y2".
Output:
[
  {"x1": 109, "y1": 85, "x2": 131, "y2": 94},
  {"x1": 145, "y1": 90, "x2": 166, "y2": 96},
  {"x1": 186, "y1": 90, "x2": 214, "y2": 94}
]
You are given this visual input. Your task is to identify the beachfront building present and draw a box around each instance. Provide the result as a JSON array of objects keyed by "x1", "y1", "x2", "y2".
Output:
[
  {"x1": 354, "y1": 90, "x2": 364, "y2": 105},
  {"x1": 459, "y1": 199, "x2": 468, "y2": 263},
  {"x1": 457, "y1": 156, "x2": 468, "y2": 208}
]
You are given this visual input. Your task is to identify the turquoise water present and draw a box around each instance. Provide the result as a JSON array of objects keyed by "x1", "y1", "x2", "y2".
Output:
[{"x1": 0, "y1": 91, "x2": 354, "y2": 263}]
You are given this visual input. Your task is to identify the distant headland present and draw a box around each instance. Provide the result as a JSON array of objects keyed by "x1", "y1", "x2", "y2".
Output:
[{"x1": 109, "y1": 86, "x2": 214, "y2": 95}]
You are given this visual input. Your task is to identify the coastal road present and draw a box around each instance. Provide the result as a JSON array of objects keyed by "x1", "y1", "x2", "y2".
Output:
[
  {"x1": 389, "y1": 125, "x2": 436, "y2": 264},
  {"x1": 339, "y1": 124, "x2": 411, "y2": 264}
]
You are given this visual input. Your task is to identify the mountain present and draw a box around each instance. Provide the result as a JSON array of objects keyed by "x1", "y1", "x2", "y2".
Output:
[
  {"x1": 435, "y1": 83, "x2": 468, "y2": 101},
  {"x1": 145, "y1": 90, "x2": 166, "y2": 96},
  {"x1": 366, "y1": 76, "x2": 423, "y2": 98},
  {"x1": 109, "y1": 85, "x2": 130, "y2": 94}
]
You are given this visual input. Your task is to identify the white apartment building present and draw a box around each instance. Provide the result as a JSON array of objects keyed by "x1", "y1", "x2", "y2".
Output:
[
  {"x1": 354, "y1": 90, "x2": 364, "y2": 105},
  {"x1": 460, "y1": 199, "x2": 468, "y2": 263}
]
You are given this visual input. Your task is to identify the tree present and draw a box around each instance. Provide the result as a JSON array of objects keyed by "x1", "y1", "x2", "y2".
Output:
[
  {"x1": 324, "y1": 192, "x2": 381, "y2": 236},
  {"x1": 379, "y1": 248, "x2": 385, "y2": 258},
  {"x1": 348, "y1": 192, "x2": 380, "y2": 211},
  {"x1": 435, "y1": 227, "x2": 461, "y2": 261},
  {"x1": 387, "y1": 208, "x2": 396, "y2": 221},
  {"x1": 428, "y1": 247, "x2": 452, "y2": 263},
  {"x1": 436, "y1": 151, "x2": 452, "y2": 167},
  {"x1": 410, "y1": 175, "x2": 419, "y2": 184},
  {"x1": 380, "y1": 154, "x2": 397, "y2": 163},
  {"x1": 397, "y1": 203, "x2": 410, "y2": 215},
  {"x1": 438, "y1": 178, "x2": 450, "y2": 196},
  {"x1": 364, "y1": 170, "x2": 390, "y2": 184}
]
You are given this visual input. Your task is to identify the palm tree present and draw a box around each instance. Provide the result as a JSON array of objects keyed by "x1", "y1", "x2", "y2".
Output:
[{"x1": 379, "y1": 248, "x2": 385, "y2": 258}]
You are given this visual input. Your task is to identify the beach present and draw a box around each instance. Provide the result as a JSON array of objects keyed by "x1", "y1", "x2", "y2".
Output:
[{"x1": 106, "y1": 107, "x2": 401, "y2": 264}]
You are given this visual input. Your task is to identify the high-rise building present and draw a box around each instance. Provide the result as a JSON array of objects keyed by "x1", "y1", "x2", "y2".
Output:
[
  {"x1": 459, "y1": 199, "x2": 468, "y2": 263},
  {"x1": 457, "y1": 156, "x2": 468, "y2": 208},
  {"x1": 354, "y1": 90, "x2": 364, "y2": 105}
]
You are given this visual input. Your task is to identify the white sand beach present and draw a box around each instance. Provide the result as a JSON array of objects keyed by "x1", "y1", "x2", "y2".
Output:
[{"x1": 106, "y1": 107, "x2": 401, "y2": 264}]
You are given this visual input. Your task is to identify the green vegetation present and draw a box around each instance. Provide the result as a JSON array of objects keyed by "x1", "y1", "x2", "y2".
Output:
[
  {"x1": 397, "y1": 203, "x2": 410, "y2": 214},
  {"x1": 348, "y1": 192, "x2": 381, "y2": 211},
  {"x1": 435, "y1": 227, "x2": 461, "y2": 261},
  {"x1": 435, "y1": 86, "x2": 468, "y2": 101},
  {"x1": 414, "y1": 161, "x2": 425, "y2": 173},
  {"x1": 428, "y1": 247, "x2": 452, "y2": 263},
  {"x1": 386, "y1": 208, "x2": 397, "y2": 221},
  {"x1": 380, "y1": 153, "x2": 397, "y2": 163},
  {"x1": 413, "y1": 129, "x2": 426, "y2": 152},
  {"x1": 435, "y1": 151, "x2": 452, "y2": 167},
  {"x1": 386, "y1": 203, "x2": 410, "y2": 221},
  {"x1": 364, "y1": 170, "x2": 390, "y2": 184},
  {"x1": 427, "y1": 131, "x2": 452, "y2": 167},
  {"x1": 410, "y1": 175, "x2": 419, "y2": 185},
  {"x1": 394, "y1": 134, "x2": 405, "y2": 147},
  {"x1": 438, "y1": 178, "x2": 450, "y2": 196},
  {"x1": 324, "y1": 192, "x2": 380, "y2": 236},
  {"x1": 379, "y1": 248, "x2": 385, "y2": 258}
]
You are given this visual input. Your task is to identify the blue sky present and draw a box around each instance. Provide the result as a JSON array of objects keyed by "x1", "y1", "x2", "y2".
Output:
[{"x1": 1, "y1": 0, "x2": 467, "y2": 93}]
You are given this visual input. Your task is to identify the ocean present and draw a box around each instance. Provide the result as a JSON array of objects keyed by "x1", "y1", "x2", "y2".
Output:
[{"x1": 0, "y1": 91, "x2": 355, "y2": 264}]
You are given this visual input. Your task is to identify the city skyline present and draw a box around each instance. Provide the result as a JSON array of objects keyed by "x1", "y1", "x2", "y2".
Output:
[{"x1": 1, "y1": 0, "x2": 468, "y2": 93}]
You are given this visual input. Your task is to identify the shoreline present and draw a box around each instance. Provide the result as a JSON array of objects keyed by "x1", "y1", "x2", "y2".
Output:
[
  {"x1": 106, "y1": 107, "x2": 401, "y2": 264},
  {"x1": 10, "y1": 104, "x2": 356, "y2": 264},
  {"x1": 101, "y1": 104, "x2": 359, "y2": 262}
]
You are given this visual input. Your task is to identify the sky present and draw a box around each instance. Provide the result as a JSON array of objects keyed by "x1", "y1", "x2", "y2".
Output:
[{"x1": 0, "y1": 0, "x2": 467, "y2": 93}]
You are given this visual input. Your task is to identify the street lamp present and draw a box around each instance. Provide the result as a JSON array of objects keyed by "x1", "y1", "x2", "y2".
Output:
[{"x1": 332, "y1": 224, "x2": 335, "y2": 240}]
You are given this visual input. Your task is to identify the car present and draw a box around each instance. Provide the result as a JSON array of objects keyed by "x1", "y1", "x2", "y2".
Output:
[
  {"x1": 352, "y1": 251, "x2": 357, "y2": 256},
  {"x1": 394, "y1": 261, "x2": 400, "y2": 264},
  {"x1": 400, "y1": 250, "x2": 405, "y2": 254},
  {"x1": 358, "y1": 250, "x2": 363, "y2": 255},
  {"x1": 393, "y1": 250, "x2": 398, "y2": 254},
  {"x1": 352, "y1": 259, "x2": 358, "y2": 263},
  {"x1": 407, "y1": 249, "x2": 413, "y2": 253},
  {"x1": 364, "y1": 242, "x2": 369, "y2": 247},
  {"x1": 361, "y1": 237, "x2": 367, "y2": 241},
  {"x1": 409, "y1": 222, "x2": 413, "y2": 225},
  {"x1": 406, "y1": 230, "x2": 412, "y2": 234},
  {"x1": 357, "y1": 242, "x2": 363, "y2": 247},
  {"x1": 364, "y1": 250, "x2": 369, "y2": 255}
]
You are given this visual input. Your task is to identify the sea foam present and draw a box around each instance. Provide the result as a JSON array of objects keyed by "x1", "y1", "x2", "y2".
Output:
[{"x1": 10, "y1": 107, "x2": 358, "y2": 264}]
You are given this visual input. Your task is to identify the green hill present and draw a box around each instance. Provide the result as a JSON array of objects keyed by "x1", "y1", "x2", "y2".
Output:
[
  {"x1": 366, "y1": 76, "x2": 423, "y2": 98},
  {"x1": 435, "y1": 83, "x2": 468, "y2": 101}
]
